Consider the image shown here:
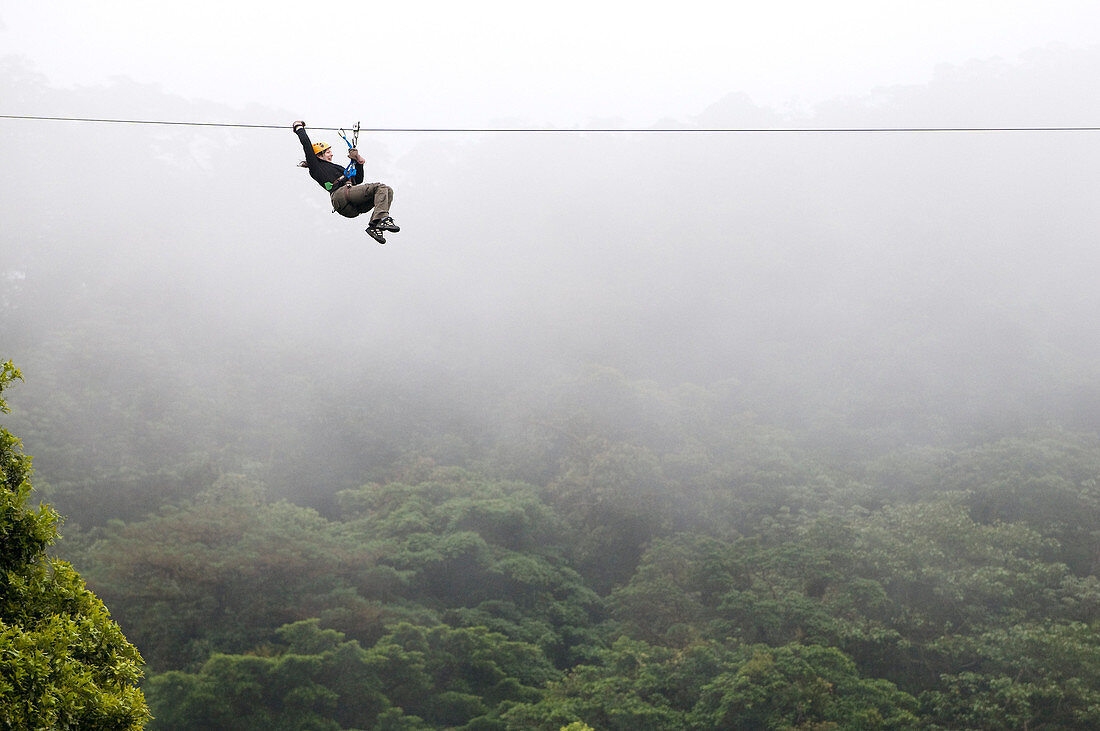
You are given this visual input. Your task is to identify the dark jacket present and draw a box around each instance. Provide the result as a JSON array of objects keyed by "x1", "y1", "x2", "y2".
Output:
[{"x1": 295, "y1": 127, "x2": 364, "y2": 190}]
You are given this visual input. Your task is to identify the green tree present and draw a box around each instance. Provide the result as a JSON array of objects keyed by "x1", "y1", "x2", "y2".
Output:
[
  {"x1": 146, "y1": 619, "x2": 557, "y2": 730},
  {"x1": 922, "y1": 621, "x2": 1100, "y2": 729},
  {"x1": 502, "y1": 637, "x2": 917, "y2": 730},
  {"x1": 610, "y1": 499, "x2": 1100, "y2": 710},
  {"x1": 78, "y1": 481, "x2": 385, "y2": 670},
  {"x1": 337, "y1": 472, "x2": 603, "y2": 667},
  {"x1": 145, "y1": 620, "x2": 402, "y2": 731},
  {"x1": 690, "y1": 644, "x2": 918, "y2": 730},
  {"x1": 0, "y1": 360, "x2": 149, "y2": 728}
]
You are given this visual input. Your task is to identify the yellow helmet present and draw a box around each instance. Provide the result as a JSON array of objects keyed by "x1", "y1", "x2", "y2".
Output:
[{"x1": 312, "y1": 142, "x2": 331, "y2": 155}]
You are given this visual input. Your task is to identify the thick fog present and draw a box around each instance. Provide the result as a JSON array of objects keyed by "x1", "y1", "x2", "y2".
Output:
[{"x1": 3, "y1": 46, "x2": 1100, "y2": 511}]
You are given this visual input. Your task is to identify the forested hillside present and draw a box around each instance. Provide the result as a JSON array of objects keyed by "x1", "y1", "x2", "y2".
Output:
[
  {"x1": 6, "y1": 352, "x2": 1100, "y2": 728},
  {"x1": 4, "y1": 48, "x2": 1100, "y2": 729}
]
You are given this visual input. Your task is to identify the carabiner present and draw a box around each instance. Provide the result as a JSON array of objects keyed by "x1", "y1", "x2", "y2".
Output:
[{"x1": 338, "y1": 121, "x2": 360, "y2": 151}]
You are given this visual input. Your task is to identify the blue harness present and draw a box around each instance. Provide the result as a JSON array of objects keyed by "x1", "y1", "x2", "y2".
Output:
[{"x1": 338, "y1": 122, "x2": 360, "y2": 182}]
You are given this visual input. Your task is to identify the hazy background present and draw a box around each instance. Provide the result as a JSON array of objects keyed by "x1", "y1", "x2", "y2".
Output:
[
  {"x1": 2, "y1": 3, "x2": 1100, "y2": 519},
  {"x1": 4, "y1": 0, "x2": 1099, "y2": 125}
]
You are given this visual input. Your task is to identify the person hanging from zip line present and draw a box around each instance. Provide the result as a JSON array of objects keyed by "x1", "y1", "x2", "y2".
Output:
[{"x1": 293, "y1": 120, "x2": 399, "y2": 244}]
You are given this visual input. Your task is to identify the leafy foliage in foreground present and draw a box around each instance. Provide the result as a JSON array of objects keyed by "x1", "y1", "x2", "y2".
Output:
[{"x1": 0, "y1": 361, "x2": 149, "y2": 729}]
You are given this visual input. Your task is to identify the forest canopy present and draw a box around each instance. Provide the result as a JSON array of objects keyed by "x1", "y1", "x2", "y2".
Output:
[{"x1": 6, "y1": 349, "x2": 1100, "y2": 728}]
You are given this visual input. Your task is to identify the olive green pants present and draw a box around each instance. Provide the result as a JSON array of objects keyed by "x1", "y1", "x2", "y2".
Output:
[{"x1": 331, "y1": 182, "x2": 393, "y2": 221}]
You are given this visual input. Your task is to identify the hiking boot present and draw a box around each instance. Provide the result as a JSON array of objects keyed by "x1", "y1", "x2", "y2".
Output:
[
  {"x1": 365, "y1": 226, "x2": 386, "y2": 244},
  {"x1": 373, "y1": 216, "x2": 400, "y2": 233}
]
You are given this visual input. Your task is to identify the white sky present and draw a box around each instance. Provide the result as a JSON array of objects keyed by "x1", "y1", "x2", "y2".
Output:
[{"x1": 2, "y1": 0, "x2": 1099, "y2": 127}]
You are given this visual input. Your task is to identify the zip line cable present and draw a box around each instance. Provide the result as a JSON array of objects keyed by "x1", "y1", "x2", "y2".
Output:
[
  {"x1": 0, "y1": 115, "x2": 310, "y2": 131},
  {"x1": 2, "y1": 114, "x2": 1100, "y2": 134}
]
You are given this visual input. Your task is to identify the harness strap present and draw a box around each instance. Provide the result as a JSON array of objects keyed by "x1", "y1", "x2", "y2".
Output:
[{"x1": 338, "y1": 122, "x2": 361, "y2": 182}]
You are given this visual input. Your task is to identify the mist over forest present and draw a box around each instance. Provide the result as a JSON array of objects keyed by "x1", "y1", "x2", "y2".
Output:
[
  {"x1": 6, "y1": 47, "x2": 1099, "y2": 507},
  {"x1": 4, "y1": 45, "x2": 1100, "y2": 728}
]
